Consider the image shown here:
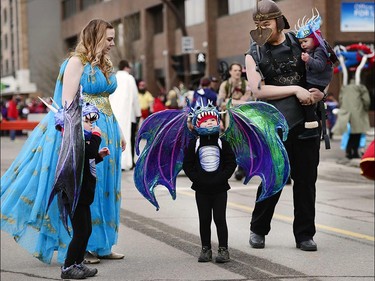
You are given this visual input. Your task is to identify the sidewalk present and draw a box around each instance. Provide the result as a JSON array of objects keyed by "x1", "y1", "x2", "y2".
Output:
[{"x1": 331, "y1": 128, "x2": 374, "y2": 168}]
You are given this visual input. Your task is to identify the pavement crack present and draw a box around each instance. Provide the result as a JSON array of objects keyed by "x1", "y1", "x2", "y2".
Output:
[
  {"x1": 121, "y1": 209, "x2": 318, "y2": 281},
  {"x1": 1, "y1": 269, "x2": 60, "y2": 280}
]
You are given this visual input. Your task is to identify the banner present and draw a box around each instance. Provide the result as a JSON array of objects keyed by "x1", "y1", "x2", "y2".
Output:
[{"x1": 341, "y1": 2, "x2": 374, "y2": 32}]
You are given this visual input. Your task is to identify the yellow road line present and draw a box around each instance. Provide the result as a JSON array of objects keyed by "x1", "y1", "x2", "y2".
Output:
[{"x1": 178, "y1": 190, "x2": 374, "y2": 242}]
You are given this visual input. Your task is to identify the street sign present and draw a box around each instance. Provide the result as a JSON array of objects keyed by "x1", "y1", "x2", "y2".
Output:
[{"x1": 181, "y1": 36, "x2": 194, "y2": 53}]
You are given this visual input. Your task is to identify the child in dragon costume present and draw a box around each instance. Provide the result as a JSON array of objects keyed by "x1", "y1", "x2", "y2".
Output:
[
  {"x1": 182, "y1": 101, "x2": 236, "y2": 263},
  {"x1": 133, "y1": 99, "x2": 290, "y2": 260}
]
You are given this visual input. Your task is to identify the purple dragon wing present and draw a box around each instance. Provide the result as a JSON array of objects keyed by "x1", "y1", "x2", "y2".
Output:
[
  {"x1": 223, "y1": 101, "x2": 290, "y2": 201},
  {"x1": 134, "y1": 106, "x2": 194, "y2": 210},
  {"x1": 47, "y1": 90, "x2": 84, "y2": 235}
]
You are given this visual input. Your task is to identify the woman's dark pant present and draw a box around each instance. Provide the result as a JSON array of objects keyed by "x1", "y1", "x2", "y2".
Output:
[{"x1": 250, "y1": 123, "x2": 319, "y2": 243}]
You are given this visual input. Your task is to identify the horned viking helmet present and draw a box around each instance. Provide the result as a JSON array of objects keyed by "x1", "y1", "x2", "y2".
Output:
[{"x1": 250, "y1": 0, "x2": 290, "y2": 46}]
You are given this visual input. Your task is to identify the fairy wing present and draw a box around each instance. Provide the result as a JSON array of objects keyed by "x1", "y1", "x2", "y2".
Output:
[
  {"x1": 134, "y1": 106, "x2": 194, "y2": 210},
  {"x1": 223, "y1": 101, "x2": 290, "y2": 201}
]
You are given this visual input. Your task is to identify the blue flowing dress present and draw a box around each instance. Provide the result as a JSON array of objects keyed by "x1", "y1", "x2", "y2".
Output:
[{"x1": 1, "y1": 56, "x2": 121, "y2": 263}]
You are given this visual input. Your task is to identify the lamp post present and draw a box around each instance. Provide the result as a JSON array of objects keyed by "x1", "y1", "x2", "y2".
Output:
[{"x1": 163, "y1": 50, "x2": 171, "y2": 91}]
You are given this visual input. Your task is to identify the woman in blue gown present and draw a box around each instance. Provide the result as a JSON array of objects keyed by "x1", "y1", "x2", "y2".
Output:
[{"x1": 1, "y1": 19, "x2": 125, "y2": 264}]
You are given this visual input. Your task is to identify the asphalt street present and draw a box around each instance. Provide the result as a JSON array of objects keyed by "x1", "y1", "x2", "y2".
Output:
[{"x1": 1, "y1": 133, "x2": 374, "y2": 281}]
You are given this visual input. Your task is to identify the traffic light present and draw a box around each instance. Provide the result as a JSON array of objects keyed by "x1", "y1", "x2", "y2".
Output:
[
  {"x1": 171, "y1": 54, "x2": 184, "y2": 75},
  {"x1": 196, "y1": 52, "x2": 206, "y2": 75}
]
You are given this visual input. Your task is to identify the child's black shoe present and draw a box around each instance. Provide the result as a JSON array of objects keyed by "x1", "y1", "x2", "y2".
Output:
[
  {"x1": 215, "y1": 247, "x2": 230, "y2": 263},
  {"x1": 198, "y1": 246, "x2": 212, "y2": 262},
  {"x1": 77, "y1": 262, "x2": 98, "y2": 277},
  {"x1": 61, "y1": 265, "x2": 85, "y2": 279}
]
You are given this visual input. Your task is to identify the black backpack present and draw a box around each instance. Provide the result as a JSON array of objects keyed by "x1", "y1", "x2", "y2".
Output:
[
  {"x1": 250, "y1": 33, "x2": 331, "y2": 149},
  {"x1": 324, "y1": 40, "x2": 339, "y2": 65}
]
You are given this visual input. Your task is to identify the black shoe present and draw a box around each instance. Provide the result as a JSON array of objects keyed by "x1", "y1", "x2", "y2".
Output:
[
  {"x1": 198, "y1": 247, "x2": 212, "y2": 262},
  {"x1": 296, "y1": 239, "x2": 317, "y2": 251},
  {"x1": 61, "y1": 265, "x2": 86, "y2": 279},
  {"x1": 286, "y1": 176, "x2": 292, "y2": 185},
  {"x1": 77, "y1": 262, "x2": 98, "y2": 277},
  {"x1": 130, "y1": 163, "x2": 136, "y2": 170},
  {"x1": 249, "y1": 231, "x2": 265, "y2": 249},
  {"x1": 235, "y1": 167, "x2": 245, "y2": 181},
  {"x1": 215, "y1": 247, "x2": 230, "y2": 263},
  {"x1": 298, "y1": 128, "x2": 320, "y2": 140}
]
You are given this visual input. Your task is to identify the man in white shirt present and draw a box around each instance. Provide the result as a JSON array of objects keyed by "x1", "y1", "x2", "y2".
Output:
[{"x1": 109, "y1": 60, "x2": 141, "y2": 170}]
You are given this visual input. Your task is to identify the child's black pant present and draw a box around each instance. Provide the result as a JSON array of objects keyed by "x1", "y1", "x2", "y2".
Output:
[
  {"x1": 64, "y1": 204, "x2": 92, "y2": 267},
  {"x1": 195, "y1": 191, "x2": 228, "y2": 249}
]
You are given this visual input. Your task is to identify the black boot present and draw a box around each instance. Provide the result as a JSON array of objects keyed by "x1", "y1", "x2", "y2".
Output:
[{"x1": 235, "y1": 166, "x2": 245, "y2": 181}]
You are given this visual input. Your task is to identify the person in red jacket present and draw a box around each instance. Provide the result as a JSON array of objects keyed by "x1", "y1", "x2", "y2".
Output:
[
  {"x1": 7, "y1": 95, "x2": 20, "y2": 141},
  {"x1": 360, "y1": 140, "x2": 375, "y2": 181},
  {"x1": 153, "y1": 94, "x2": 167, "y2": 113}
]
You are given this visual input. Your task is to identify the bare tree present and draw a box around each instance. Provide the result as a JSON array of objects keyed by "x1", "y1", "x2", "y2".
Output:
[{"x1": 30, "y1": 49, "x2": 65, "y2": 97}]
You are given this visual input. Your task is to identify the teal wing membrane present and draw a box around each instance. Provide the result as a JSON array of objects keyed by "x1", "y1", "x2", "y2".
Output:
[{"x1": 223, "y1": 100, "x2": 290, "y2": 201}]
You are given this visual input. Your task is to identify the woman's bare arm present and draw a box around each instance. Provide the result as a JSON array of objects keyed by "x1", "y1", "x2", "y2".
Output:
[{"x1": 62, "y1": 56, "x2": 84, "y2": 107}]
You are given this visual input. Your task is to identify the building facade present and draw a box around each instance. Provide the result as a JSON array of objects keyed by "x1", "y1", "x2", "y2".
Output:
[
  {"x1": 1, "y1": 0, "x2": 35, "y2": 95},
  {"x1": 1, "y1": 0, "x2": 61, "y2": 97},
  {"x1": 1, "y1": 0, "x2": 374, "y2": 123}
]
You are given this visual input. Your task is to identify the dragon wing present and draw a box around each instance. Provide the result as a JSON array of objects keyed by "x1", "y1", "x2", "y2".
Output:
[
  {"x1": 47, "y1": 90, "x2": 84, "y2": 235},
  {"x1": 222, "y1": 101, "x2": 290, "y2": 201},
  {"x1": 134, "y1": 106, "x2": 194, "y2": 210}
]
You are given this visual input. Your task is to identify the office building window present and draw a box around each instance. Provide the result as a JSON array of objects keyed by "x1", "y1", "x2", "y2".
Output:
[
  {"x1": 171, "y1": 0, "x2": 185, "y2": 29},
  {"x1": 124, "y1": 13, "x2": 140, "y2": 41},
  {"x1": 185, "y1": 0, "x2": 204, "y2": 26},
  {"x1": 218, "y1": 0, "x2": 229, "y2": 17},
  {"x1": 3, "y1": 7, "x2": 7, "y2": 24},
  {"x1": 4, "y1": 34, "x2": 8, "y2": 50},
  {"x1": 62, "y1": 0, "x2": 77, "y2": 19},
  {"x1": 82, "y1": 0, "x2": 97, "y2": 10},
  {"x1": 5, "y1": 60, "x2": 9, "y2": 74},
  {"x1": 150, "y1": 5, "x2": 164, "y2": 34},
  {"x1": 228, "y1": 0, "x2": 254, "y2": 15}
]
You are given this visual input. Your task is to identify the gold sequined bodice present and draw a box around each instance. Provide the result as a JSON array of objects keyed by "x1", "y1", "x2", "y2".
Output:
[{"x1": 83, "y1": 93, "x2": 113, "y2": 116}]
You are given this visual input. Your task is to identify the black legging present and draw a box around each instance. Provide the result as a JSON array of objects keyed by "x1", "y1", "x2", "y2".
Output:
[
  {"x1": 131, "y1": 122, "x2": 138, "y2": 165},
  {"x1": 195, "y1": 191, "x2": 228, "y2": 249},
  {"x1": 346, "y1": 133, "x2": 361, "y2": 159},
  {"x1": 64, "y1": 204, "x2": 92, "y2": 267}
]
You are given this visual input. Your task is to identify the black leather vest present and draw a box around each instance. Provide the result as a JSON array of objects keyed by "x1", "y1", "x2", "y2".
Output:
[{"x1": 248, "y1": 33, "x2": 306, "y2": 128}]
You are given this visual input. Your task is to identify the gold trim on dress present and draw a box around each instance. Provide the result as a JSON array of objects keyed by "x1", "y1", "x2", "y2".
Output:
[{"x1": 83, "y1": 93, "x2": 113, "y2": 116}]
